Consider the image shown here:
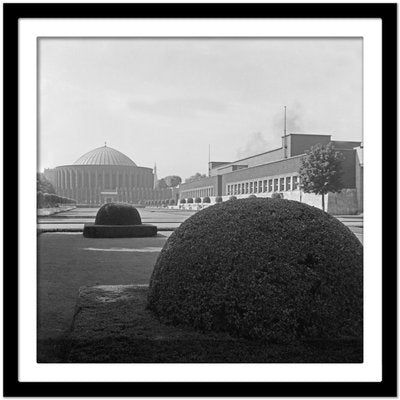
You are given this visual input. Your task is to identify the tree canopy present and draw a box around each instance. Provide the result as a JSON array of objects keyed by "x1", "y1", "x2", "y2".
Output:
[
  {"x1": 185, "y1": 172, "x2": 207, "y2": 184},
  {"x1": 155, "y1": 178, "x2": 168, "y2": 190},
  {"x1": 298, "y1": 143, "x2": 344, "y2": 211},
  {"x1": 37, "y1": 173, "x2": 55, "y2": 194},
  {"x1": 164, "y1": 175, "x2": 182, "y2": 188}
]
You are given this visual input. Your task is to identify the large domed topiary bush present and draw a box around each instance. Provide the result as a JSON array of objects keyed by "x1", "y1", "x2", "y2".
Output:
[
  {"x1": 95, "y1": 203, "x2": 141, "y2": 225},
  {"x1": 147, "y1": 198, "x2": 363, "y2": 342}
]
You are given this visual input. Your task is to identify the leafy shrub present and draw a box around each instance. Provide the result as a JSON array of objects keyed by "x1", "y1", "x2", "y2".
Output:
[
  {"x1": 148, "y1": 198, "x2": 363, "y2": 342},
  {"x1": 203, "y1": 196, "x2": 211, "y2": 203},
  {"x1": 195, "y1": 197, "x2": 202, "y2": 203},
  {"x1": 180, "y1": 199, "x2": 186, "y2": 204},
  {"x1": 248, "y1": 194, "x2": 256, "y2": 198},
  {"x1": 271, "y1": 192, "x2": 283, "y2": 199},
  {"x1": 215, "y1": 196, "x2": 223, "y2": 203},
  {"x1": 95, "y1": 203, "x2": 142, "y2": 225},
  {"x1": 229, "y1": 196, "x2": 237, "y2": 200},
  {"x1": 37, "y1": 191, "x2": 44, "y2": 208},
  {"x1": 187, "y1": 198, "x2": 194, "y2": 204},
  {"x1": 169, "y1": 199, "x2": 176, "y2": 205}
]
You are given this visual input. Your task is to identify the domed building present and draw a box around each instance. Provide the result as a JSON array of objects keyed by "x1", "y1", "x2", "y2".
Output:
[{"x1": 44, "y1": 144, "x2": 174, "y2": 205}]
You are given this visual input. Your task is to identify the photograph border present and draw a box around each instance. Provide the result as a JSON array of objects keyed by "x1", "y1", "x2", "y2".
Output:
[{"x1": 4, "y1": 2, "x2": 397, "y2": 397}]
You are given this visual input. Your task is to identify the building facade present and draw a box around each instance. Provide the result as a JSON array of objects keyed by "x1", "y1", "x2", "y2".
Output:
[
  {"x1": 179, "y1": 133, "x2": 363, "y2": 215},
  {"x1": 44, "y1": 145, "x2": 175, "y2": 205}
]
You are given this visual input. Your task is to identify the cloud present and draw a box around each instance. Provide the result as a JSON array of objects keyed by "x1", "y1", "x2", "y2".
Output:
[{"x1": 235, "y1": 131, "x2": 276, "y2": 159}]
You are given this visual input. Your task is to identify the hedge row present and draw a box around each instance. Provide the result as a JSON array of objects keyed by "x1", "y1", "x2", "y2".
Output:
[{"x1": 37, "y1": 191, "x2": 76, "y2": 208}]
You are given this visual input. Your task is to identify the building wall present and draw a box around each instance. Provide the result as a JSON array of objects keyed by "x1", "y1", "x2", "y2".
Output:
[
  {"x1": 355, "y1": 147, "x2": 363, "y2": 213},
  {"x1": 179, "y1": 175, "x2": 220, "y2": 199},
  {"x1": 287, "y1": 133, "x2": 331, "y2": 157},
  {"x1": 51, "y1": 164, "x2": 173, "y2": 205},
  {"x1": 210, "y1": 148, "x2": 284, "y2": 176}
]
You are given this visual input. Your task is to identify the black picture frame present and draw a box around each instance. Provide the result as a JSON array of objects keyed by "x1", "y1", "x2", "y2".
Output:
[{"x1": 4, "y1": 2, "x2": 397, "y2": 397}]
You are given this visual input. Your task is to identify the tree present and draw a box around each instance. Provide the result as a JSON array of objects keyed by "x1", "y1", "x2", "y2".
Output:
[
  {"x1": 185, "y1": 172, "x2": 207, "y2": 184},
  {"x1": 164, "y1": 175, "x2": 182, "y2": 188},
  {"x1": 298, "y1": 143, "x2": 344, "y2": 211},
  {"x1": 155, "y1": 178, "x2": 168, "y2": 190},
  {"x1": 37, "y1": 173, "x2": 55, "y2": 194}
]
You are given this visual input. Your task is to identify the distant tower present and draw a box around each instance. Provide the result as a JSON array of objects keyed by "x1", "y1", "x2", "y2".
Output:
[{"x1": 153, "y1": 163, "x2": 158, "y2": 189}]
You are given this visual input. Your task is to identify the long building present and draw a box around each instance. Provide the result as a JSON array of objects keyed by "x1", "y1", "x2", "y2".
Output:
[
  {"x1": 44, "y1": 145, "x2": 177, "y2": 205},
  {"x1": 179, "y1": 133, "x2": 363, "y2": 215}
]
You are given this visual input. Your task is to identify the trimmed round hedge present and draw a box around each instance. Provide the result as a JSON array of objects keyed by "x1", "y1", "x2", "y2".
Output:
[
  {"x1": 95, "y1": 203, "x2": 142, "y2": 226},
  {"x1": 148, "y1": 198, "x2": 363, "y2": 342}
]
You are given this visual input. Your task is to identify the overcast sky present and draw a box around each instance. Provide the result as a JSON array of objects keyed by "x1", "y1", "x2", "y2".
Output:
[{"x1": 38, "y1": 38, "x2": 362, "y2": 179}]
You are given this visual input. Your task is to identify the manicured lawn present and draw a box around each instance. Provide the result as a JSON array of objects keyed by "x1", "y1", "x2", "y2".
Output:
[{"x1": 37, "y1": 232, "x2": 169, "y2": 361}]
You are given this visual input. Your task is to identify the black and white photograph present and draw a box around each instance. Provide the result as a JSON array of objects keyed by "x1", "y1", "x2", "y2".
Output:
[
  {"x1": 4, "y1": 2, "x2": 396, "y2": 396},
  {"x1": 37, "y1": 36, "x2": 364, "y2": 363}
]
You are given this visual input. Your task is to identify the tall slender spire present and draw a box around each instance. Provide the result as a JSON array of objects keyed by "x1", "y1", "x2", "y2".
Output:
[{"x1": 153, "y1": 162, "x2": 158, "y2": 189}]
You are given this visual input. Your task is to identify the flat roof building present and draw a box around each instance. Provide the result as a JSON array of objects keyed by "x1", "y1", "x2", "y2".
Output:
[{"x1": 179, "y1": 133, "x2": 363, "y2": 215}]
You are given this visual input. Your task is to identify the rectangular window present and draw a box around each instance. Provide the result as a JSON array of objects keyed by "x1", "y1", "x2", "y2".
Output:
[
  {"x1": 263, "y1": 180, "x2": 268, "y2": 192},
  {"x1": 286, "y1": 177, "x2": 291, "y2": 191},
  {"x1": 293, "y1": 176, "x2": 299, "y2": 190},
  {"x1": 274, "y1": 178, "x2": 278, "y2": 192},
  {"x1": 227, "y1": 186, "x2": 230, "y2": 195},
  {"x1": 242, "y1": 183, "x2": 245, "y2": 194},
  {"x1": 250, "y1": 182, "x2": 253, "y2": 193},
  {"x1": 246, "y1": 183, "x2": 249, "y2": 194},
  {"x1": 268, "y1": 179, "x2": 273, "y2": 192},
  {"x1": 254, "y1": 181, "x2": 257, "y2": 193},
  {"x1": 280, "y1": 178, "x2": 285, "y2": 191},
  {"x1": 234, "y1": 184, "x2": 238, "y2": 195},
  {"x1": 258, "y1": 181, "x2": 262, "y2": 193}
]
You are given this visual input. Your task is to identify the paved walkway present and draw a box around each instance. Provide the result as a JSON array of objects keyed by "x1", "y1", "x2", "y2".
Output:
[{"x1": 38, "y1": 207, "x2": 363, "y2": 243}]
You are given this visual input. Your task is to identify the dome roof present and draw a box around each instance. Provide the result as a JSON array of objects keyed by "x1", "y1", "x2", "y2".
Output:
[{"x1": 73, "y1": 145, "x2": 137, "y2": 166}]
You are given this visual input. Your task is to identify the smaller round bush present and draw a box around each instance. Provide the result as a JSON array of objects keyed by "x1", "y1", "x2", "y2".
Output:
[
  {"x1": 203, "y1": 196, "x2": 211, "y2": 203},
  {"x1": 169, "y1": 199, "x2": 176, "y2": 205},
  {"x1": 215, "y1": 196, "x2": 223, "y2": 203},
  {"x1": 180, "y1": 199, "x2": 186, "y2": 204},
  {"x1": 229, "y1": 196, "x2": 237, "y2": 200},
  {"x1": 187, "y1": 198, "x2": 194, "y2": 204},
  {"x1": 195, "y1": 197, "x2": 202, "y2": 203},
  {"x1": 95, "y1": 203, "x2": 142, "y2": 225},
  {"x1": 271, "y1": 192, "x2": 283, "y2": 199},
  {"x1": 248, "y1": 194, "x2": 257, "y2": 198}
]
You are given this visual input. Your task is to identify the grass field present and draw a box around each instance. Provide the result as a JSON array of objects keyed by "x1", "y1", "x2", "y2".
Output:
[
  {"x1": 37, "y1": 232, "x2": 170, "y2": 361},
  {"x1": 37, "y1": 207, "x2": 363, "y2": 362}
]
